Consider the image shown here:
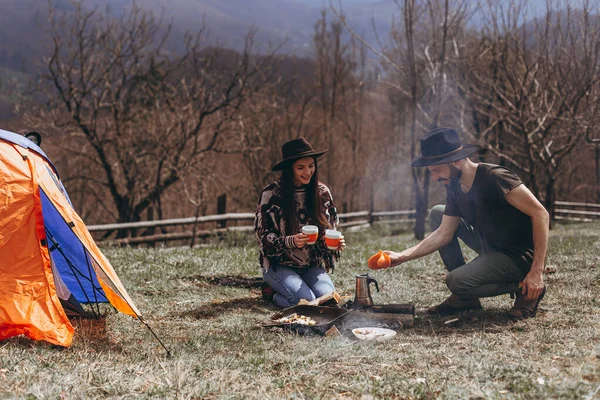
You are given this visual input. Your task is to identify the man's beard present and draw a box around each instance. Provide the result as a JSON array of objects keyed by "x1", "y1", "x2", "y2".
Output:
[{"x1": 447, "y1": 164, "x2": 462, "y2": 188}]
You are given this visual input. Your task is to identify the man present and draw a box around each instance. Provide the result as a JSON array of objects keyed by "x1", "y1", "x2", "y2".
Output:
[
  {"x1": 18, "y1": 129, "x2": 42, "y2": 147},
  {"x1": 371, "y1": 127, "x2": 548, "y2": 319}
]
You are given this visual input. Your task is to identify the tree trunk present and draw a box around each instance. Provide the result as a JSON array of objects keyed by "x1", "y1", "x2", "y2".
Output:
[
  {"x1": 116, "y1": 199, "x2": 133, "y2": 239},
  {"x1": 544, "y1": 177, "x2": 555, "y2": 230},
  {"x1": 414, "y1": 170, "x2": 431, "y2": 239},
  {"x1": 596, "y1": 144, "x2": 600, "y2": 204},
  {"x1": 190, "y1": 205, "x2": 202, "y2": 248}
]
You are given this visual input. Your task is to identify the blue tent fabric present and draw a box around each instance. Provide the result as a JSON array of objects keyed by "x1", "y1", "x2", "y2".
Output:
[{"x1": 40, "y1": 187, "x2": 108, "y2": 303}]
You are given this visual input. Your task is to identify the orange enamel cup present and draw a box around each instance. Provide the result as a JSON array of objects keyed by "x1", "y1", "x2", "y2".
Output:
[
  {"x1": 302, "y1": 225, "x2": 319, "y2": 245},
  {"x1": 325, "y1": 229, "x2": 342, "y2": 250}
]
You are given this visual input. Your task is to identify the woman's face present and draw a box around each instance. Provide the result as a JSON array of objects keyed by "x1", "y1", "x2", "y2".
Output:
[{"x1": 292, "y1": 157, "x2": 316, "y2": 186}]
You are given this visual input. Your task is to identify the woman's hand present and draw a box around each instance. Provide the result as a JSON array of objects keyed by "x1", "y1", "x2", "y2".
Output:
[
  {"x1": 337, "y1": 236, "x2": 346, "y2": 251},
  {"x1": 293, "y1": 233, "x2": 309, "y2": 248}
]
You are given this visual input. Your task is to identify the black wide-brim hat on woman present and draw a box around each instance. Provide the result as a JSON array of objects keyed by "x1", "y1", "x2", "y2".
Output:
[
  {"x1": 411, "y1": 127, "x2": 478, "y2": 167},
  {"x1": 272, "y1": 137, "x2": 327, "y2": 171}
]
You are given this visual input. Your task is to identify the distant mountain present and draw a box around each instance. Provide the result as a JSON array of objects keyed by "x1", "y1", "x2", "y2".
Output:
[
  {"x1": 94, "y1": 0, "x2": 397, "y2": 54},
  {"x1": 0, "y1": 0, "x2": 48, "y2": 72},
  {"x1": 0, "y1": 0, "x2": 397, "y2": 118},
  {"x1": 0, "y1": 0, "x2": 396, "y2": 74},
  {"x1": 3, "y1": 0, "x2": 593, "y2": 78}
]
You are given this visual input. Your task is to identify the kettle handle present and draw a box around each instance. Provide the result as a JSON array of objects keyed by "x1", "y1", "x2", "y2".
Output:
[{"x1": 368, "y1": 276, "x2": 379, "y2": 292}]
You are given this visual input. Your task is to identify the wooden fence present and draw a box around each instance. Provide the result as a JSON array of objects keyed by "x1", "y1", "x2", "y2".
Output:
[
  {"x1": 553, "y1": 201, "x2": 600, "y2": 222},
  {"x1": 87, "y1": 200, "x2": 600, "y2": 246},
  {"x1": 88, "y1": 210, "x2": 416, "y2": 246}
]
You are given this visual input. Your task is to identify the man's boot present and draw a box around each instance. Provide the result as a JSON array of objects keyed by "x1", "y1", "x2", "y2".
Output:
[
  {"x1": 427, "y1": 294, "x2": 482, "y2": 316},
  {"x1": 507, "y1": 286, "x2": 546, "y2": 319}
]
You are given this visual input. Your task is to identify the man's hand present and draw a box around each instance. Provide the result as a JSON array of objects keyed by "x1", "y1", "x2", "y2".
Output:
[
  {"x1": 293, "y1": 233, "x2": 309, "y2": 248},
  {"x1": 520, "y1": 269, "x2": 545, "y2": 300},
  {"x1": 383, "y1": 250, "x2": 404, "y2": 268}
]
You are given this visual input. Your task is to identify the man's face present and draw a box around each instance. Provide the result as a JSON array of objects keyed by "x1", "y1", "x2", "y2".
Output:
[{"x1": 427, "y1": 163, "x2": 462, "y2": 186}]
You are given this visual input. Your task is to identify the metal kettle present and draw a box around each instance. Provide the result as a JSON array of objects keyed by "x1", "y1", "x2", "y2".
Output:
[{"x1": 353, "y1": 273, "x2": 379, "y2": 309}]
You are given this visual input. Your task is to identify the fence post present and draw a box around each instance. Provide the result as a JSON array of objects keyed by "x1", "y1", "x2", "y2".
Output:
[
  {"x1": 369, "y1": 188, "x2": 375, "y2": 224},
  {"x1": 596, "y1": 144, "x2": 600, "y2": 204},
  {"x1": 217, "y1": 194, "x2": 227, "y2": 228},
  {"x1": 144, "y1": 206, "x2": 156, "y2": 248}
]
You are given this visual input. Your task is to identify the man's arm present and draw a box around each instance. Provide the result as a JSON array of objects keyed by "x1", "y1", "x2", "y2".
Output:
[
  {"x1": 505, "y1": 184, "x2": 550, "y2": 300},
  {"x1": 383, "y1": 215, "x2": 461, "y2": 268}
]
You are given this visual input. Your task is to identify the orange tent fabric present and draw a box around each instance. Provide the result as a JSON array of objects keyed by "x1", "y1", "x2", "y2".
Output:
[{"x1": 0, "y1": 130, "x2": 141, "y2": 346}]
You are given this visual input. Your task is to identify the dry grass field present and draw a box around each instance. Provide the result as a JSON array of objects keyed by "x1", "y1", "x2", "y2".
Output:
[{"x1": 1, "y1": 222, "x2": 599, "y2": 399}]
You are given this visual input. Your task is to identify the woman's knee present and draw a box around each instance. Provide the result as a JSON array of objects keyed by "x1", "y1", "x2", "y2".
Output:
[
  {"x1": 311, "y1": 280, "x2": 335, "y2": 298},
  {"x1": 263, "y1": 268, "x2": 304, "y2": 304},
  {"x1": 275, "y1": 283, "x2": 316, "y2": 305},
  {"x1": 291, "y1": 287, "x2": 316, "y2": 304},
  {"x1": 302, "y1": 267, "x2": 335, "y2": 298},
  {"x1": 272, "y1": 286, "x2": 315, "y2": 305},
  {"x1": 429, "y1": 205, "x2": 445, "y2": 231}
]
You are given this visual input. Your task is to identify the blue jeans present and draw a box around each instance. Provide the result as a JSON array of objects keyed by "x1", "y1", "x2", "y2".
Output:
[
  {"x1": 262, "y1": 265, "x2": 335, "y2": 308},
  {"x1": 429, "y1": 205, "x2": 526, "y2": 298}
]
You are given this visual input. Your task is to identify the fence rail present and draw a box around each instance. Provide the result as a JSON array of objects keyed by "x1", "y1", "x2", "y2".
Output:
[
  {"x1": 553, "y1": 201, "x2": 600, "y2": 222},
  {"x1": 88, "y1": 200, "x2": 600, "y2": 246},
  {"x1": 87, "y1": 213, "x2": 255, "y2": 232},
  {"x1": 91, "y1": 209, "x2": 417, "y2": 246}
]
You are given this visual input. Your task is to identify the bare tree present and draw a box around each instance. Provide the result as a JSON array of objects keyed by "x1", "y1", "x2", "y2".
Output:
[
  {"x1": 313, "y1": 10, "x2": 373, "y2": 211},
  {"x1": 584, "y1": 87, "x2": 600, "y2": 203},
  {"x1": 331, "y1": 0, "x2": 471, "y2": 238},
  {"x1": 178, "y1": 164, "x2": 209, "y2": 248},
  {"x1": 19, "y1": 1, "x2": 275, "y2": 236},
  {"x1": 313, "y1": 11, "x2": 356, "y2": 193},
  {"x1": 231, "y1": 70, "x2": 318, "y2": 209},
  {"x1": 462, "y1": 0, "x2": 600, "y2": 218},
  {"x1": 338, "y1": 35, "x2": 369, "y2": 212},
  {"x1": 236, "y1": 13, "x2": 371, "y2": 213}
]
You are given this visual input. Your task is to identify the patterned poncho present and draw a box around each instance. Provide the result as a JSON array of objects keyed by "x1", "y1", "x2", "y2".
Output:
[{"x1": 254, "y1": 180, "x2": 339, "y2": 272}]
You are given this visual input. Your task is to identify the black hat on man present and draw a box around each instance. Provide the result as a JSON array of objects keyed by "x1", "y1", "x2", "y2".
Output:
[{"x1": 411, "y1": 127, "x2": 477, "y2": 167}]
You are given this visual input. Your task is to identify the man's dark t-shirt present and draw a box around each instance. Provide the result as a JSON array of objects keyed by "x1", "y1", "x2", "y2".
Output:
[{"x1": 443, "y1": 163, "x2": 534, "y2": 272}]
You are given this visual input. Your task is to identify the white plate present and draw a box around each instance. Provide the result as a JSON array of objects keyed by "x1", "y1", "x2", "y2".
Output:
[{"x1": 352, "y1": 327, "x2": 397, "y2": 342}]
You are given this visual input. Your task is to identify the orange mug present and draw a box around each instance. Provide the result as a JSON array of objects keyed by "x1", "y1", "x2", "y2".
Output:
[
  {"x1": 302, "y1": 225, "x2": 319, "y2": 245},
  {"x1": 325, "y1": 229, "x2": 342, "y2": 250}
]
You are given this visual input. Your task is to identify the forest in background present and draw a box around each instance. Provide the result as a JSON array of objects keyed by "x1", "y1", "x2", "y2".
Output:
[{"x1": 1, "y1": 0, "x2": 599, "y2": 240}]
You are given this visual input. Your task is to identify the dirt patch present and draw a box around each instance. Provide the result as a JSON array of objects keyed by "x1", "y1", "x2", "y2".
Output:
[
  {"x1": 186, "y1": 275, "x2": 264, "y2": 289},
  {"x1": 413, "y1": 309, "x2": 518, "y2": 336},
  {"x1": 72, "y1": 317, "x2": 109, "y2": 341},
  {"x1": 181, "y1": 296, "x2": 272, "y2": 319}
]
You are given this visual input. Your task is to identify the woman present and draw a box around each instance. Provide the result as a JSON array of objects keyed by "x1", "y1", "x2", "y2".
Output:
[{"x1": 254, "y1": 137, "x2": 345, "y2": 308}]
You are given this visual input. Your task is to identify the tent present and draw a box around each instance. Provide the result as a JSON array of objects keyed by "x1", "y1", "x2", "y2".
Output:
[{"x1": 0, "y1": 129, "x2": 145, "y2": 347}]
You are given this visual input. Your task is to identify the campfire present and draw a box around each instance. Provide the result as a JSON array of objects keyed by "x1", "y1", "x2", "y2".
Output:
[{"x1": 263, "y1": 273, "x2": 414, "y2": 337}]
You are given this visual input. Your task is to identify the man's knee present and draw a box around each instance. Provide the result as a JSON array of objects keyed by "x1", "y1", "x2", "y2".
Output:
[
  {"x1": 445, "y1": 270, "x2": 469, "y2": 296},
  {"x1": 429, "y1": 205, "x2": 445, "y2": 231}
]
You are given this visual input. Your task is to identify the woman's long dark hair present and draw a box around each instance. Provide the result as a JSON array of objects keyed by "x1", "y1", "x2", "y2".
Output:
[{"x1": 280, "y1": 158, "x2": 331, "y2": 235}]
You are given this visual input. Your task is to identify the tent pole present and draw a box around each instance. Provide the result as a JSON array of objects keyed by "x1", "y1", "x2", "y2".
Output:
[{"x1": 139, "y1": 316, "x2": 172, "y2": 358}]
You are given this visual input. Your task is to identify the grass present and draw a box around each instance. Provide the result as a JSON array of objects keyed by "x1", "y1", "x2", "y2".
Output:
[{"x1": 1, "y1": 222, "x2": 599, "y2": 399}]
